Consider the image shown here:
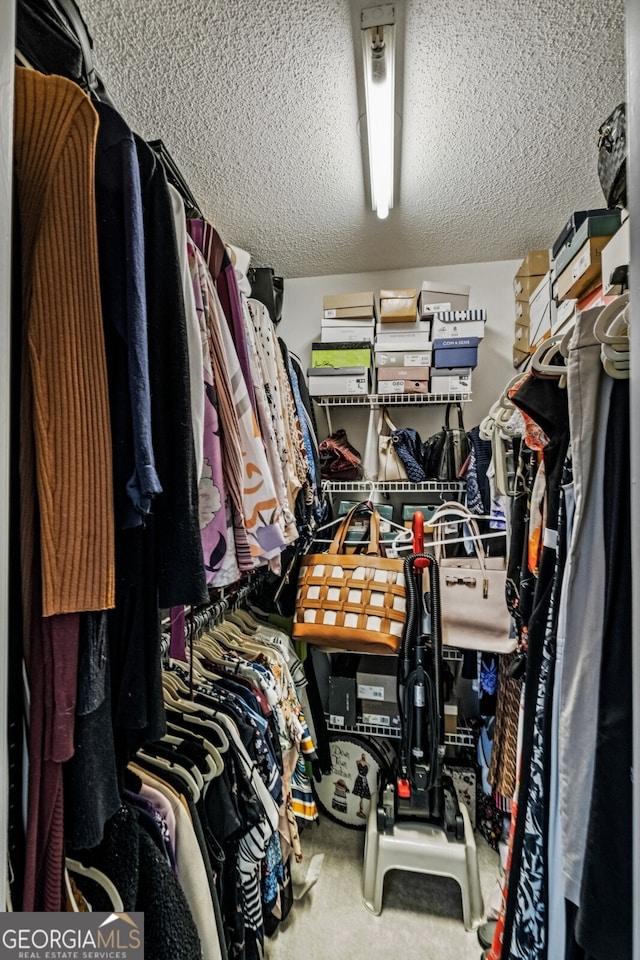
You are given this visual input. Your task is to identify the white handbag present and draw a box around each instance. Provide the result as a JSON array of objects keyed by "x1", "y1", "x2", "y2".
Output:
[
  {"x1": 431, "y1": 502, "x2": 515, "y2": 654},
  {"x1": 377, "y1": 408, "x2": 408, "y2": 482}
]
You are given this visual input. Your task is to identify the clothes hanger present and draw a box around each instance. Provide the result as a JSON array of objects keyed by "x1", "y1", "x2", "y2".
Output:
[
  {"x1": 165, "y1": 721, "x2": 224, "y2": 777},
  {"x1": 592, "y1": 293, "x2": 630, "y2": 346},
  {"x1": 65, "y1": 859, "x2": 124, "y2": 912},
  {"x1": 135, "y1": 747, "x2": 201, "y2": 801}
]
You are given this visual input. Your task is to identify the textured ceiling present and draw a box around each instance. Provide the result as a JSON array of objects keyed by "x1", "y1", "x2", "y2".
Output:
[{"x1": 81, "y1": 0, "x2": 626, "y2": 277}]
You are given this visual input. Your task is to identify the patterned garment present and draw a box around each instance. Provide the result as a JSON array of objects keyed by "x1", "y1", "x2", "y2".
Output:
[
  {"x1": 187, "y1": 236, "x2": 240, "y2": 587},
  {"x1": 507, "y1": 486, "x2": 568, "y2": 960}
]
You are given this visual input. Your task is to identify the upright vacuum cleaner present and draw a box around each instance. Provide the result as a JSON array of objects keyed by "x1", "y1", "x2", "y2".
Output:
[{"x1": 377, "y1": 512, "x2": 464, "y2": 840}]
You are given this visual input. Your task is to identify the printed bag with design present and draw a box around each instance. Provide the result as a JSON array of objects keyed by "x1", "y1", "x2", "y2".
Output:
[{"x1": 292, "y1": 505, "x2": 406, "y2": 655}]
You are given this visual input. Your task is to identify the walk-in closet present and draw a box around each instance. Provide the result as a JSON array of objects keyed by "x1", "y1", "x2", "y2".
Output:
[{"x1": 0, "y1": 3, "x2": 637, "y2": 960}]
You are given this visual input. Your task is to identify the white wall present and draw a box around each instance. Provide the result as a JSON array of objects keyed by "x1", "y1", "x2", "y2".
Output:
[{"x1": 280, "y1": 258, "x2": 521, "y2": 444}]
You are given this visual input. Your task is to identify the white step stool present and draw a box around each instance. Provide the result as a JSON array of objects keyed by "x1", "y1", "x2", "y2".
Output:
[{"x1": 362, "y1": 793, "x2": 484, "y2": 931}]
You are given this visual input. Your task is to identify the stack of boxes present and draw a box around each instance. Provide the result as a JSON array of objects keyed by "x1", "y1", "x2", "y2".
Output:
[
  {"x1": 551, "y1": 209, "x2": 622, "y2": 332},
  {"x1": 376, "y1": 287, "x2": 430, "y2": 395},
  {"x1": 513, "y1": 249, "x2": 551, "y2": 367},
  {"x1": 513, "y1": 211, "x2": 627, "y2": 367},
  {"x1": 309, "y1": 281, "x2": 486, "y2": 397}
]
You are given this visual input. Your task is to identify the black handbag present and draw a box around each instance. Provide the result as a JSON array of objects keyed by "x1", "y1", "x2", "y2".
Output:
[
  {"x1": 598, "y1": 103, "x2": 627, "y2": 208},
  {"x1": 248, "y1": 266, "x2": 284, "y2": 324},
  {"x1": 424, "y1": 403, "x2": 469, "y2": 481}
]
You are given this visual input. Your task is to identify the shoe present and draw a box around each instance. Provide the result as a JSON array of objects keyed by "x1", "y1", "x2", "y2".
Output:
[
  {"x1": 480, "y1": 951, "x2": 490, "y2": 960},
  {"x1": 477, "y1": 920, "x2": 497, "y2": 949}
]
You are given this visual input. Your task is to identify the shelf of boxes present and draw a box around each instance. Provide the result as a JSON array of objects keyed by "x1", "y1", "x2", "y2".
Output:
[{"x1": 314, "y1": 391, "x2": 472, "y2": 407}]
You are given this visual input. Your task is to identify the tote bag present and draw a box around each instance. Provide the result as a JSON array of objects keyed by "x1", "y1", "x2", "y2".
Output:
[
  {"x1": 431, "y1": 502, "x2": 515, "y2": 654},
  {"x1": 378, "y1": 408, "x2": 408, "y2": 482},
  {"x1": 292, "y1": 505, "x2": 406, "y2": 655}
]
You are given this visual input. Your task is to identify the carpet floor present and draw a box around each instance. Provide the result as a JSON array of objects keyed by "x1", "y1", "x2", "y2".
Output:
[{"x1": 266, "y1": 815, "x2": 500, "y2": 960}]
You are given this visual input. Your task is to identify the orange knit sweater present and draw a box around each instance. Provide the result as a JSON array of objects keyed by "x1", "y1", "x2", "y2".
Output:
[{"x1": 14, "y1": 68, "x2": 115, "y2": 616}]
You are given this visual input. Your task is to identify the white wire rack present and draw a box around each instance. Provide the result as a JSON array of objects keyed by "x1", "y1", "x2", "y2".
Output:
[
  {"x1": 314, "y1": 392, "x2": 472, "y2": 407},
  {"x1": 321, "y1": 479, "x2": 466, "y2": 493},
  {"x1": 325, "y1": 716, "x2": 475, "y2": 748}
]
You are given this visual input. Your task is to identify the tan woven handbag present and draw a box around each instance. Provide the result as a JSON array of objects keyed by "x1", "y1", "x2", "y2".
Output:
[{"x1": 292, "y1": 505, "x2": 406, "y2": 655}]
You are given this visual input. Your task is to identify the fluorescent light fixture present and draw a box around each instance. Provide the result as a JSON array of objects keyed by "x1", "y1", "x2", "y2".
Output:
[{"x1": 361, "y1": 16, "x2": 396, "y2": 219}]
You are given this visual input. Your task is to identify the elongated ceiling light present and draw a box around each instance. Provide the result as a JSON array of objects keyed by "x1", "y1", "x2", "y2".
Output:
[{"x1": 361, "y1": 6, "x2": 396, "y2": 220}]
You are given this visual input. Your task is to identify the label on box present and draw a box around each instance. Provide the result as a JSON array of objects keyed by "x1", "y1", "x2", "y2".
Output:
[
  {"x1": 378, "y1": 380, "x2": 404, "y2": 394},
  {"x1": 325, "y1": 309, "x2": 337, "y2": 318},
  {"x1": 432, "y1": 375, "x2": 471, "y2": 392},
  {"x1": 572, "y1": 246, "x2": 593, "y2": 282},
  {"x1": 357, "y1": 684, "x2": 385, "y2": 700},
  {"x1": 362, "y1": 713, "x2": 390, "y2": 726},
  {"x1": 404, "y1": 353, "x2": 431, "y2": 365},
  {"x1": 329, "y1": 714, "x2": 345, "y2": 727},
  {"x1": 420, "y1": 300, "x2": 451, "y2": 316},
  {"x1": 348, "y1": 377, "x2": 368, "y2": 394}
]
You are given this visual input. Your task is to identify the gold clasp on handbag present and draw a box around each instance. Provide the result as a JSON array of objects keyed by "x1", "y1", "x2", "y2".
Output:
[{"x1": 445, "y1": 575, "x2": 476, "y2": 588}]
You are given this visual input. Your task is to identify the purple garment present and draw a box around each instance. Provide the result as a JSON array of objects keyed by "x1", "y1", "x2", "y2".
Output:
[
  {"x1": 169, "y1": 605, "x2": 186, "y2": 661},
  {"x1": 187, "y1": 219, "x2": 257, "y2": 416},
  {"x1": 188, "y1": 237, "x2": 240, "y2": 586}
]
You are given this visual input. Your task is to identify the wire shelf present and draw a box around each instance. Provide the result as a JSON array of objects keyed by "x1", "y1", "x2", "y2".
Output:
[
  {"x1": 322, "y1": 479, "x2": 466, "y2": 493},
  {"x1": 325, "y1": 717, "x2": 475, "y2": 748},
  {"x1": 315, "y1": 392, "x2": 472, "y2": 407}
]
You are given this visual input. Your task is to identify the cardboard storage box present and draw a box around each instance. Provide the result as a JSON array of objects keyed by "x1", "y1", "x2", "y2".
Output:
[
  {"x1": 430, "y1": 309, "x2": 486, "y2": 341},
  {"x1": 433, "y1": 337, "x2": 480, "y2": 369},
  {"x1": 529, "y1": 274, "x2": 554, "y2": 343},
  {"x1": 515, "y1": 300, "x2": 529, "y2": 322},
  {"x1": 308, "y1": 367, "x2": 370, "y2": 396},
  {"x1": 513, "y1": 273, "x2": 544, "y2": 302},
  {"x1": 552, "y1": 209, "x2": 612, "y2": 259},
  {"x1": 337, "y1": 501, "x2": 395, "y2": 543},
  {"x1": 601, "y1": 216, "x2": 630, "y2": 293},
  {"x1": 555, "y1": 237, "x2": 611, "y2": 301},
  {"x1": 379, "y1": 288, "x2": 419, "y2": 323},
  {"x1": 375, "y1": 319, "x2": 430, "y2": 334},
  {"x1": 375, "y1": 332, "x2": 432, "y2": 351},
  {"x1": 357, "y1": 656, "x2": 397, "y2": 701},
  {"x1": 430, "y1": 369, "x2": 472, "y2": 394},
  {"x1": 444, "y1": 703, "x2": 458, "y2": 735},
  {"x1": 360, "y1": 700, "x2": 401, "y2": 728},
  {"x1": 377, "y1": 379, "x2": 430, "y2": 395},
  {"x1": 375, "y1": 348, "x2": 433, "y2": 367},
  {"x1": 323, "y1": 305, "x2": 376, "y2": 321},
  {"x1": 513, "y1": 344, "x2": 529, "y2": 368},
  {"x1": 402, "y1": 503, "x2": 438, "y2": 533},
  {"x1": 515, "y1": 248, "x2": 551, "y2": 278},
  {"x1": 320, "y1": 326, "x2": 374, "y2": 343},
  {"x1": 377, "y1": 365, "x2": 430, "y2": 381},
  {"x1": 329, "y1": 676, "x2": 357, "y2": 728},
  {"x1": 322, "y1": 315, "x2": 375, "y2": 328},
  {"x1": 552, "y1": 297, "x2": 577, "y2": 335},
  {"x1": 418, "y1": 280, "x2": 470, "y2": 318},
  {"x1": 553, "y1": 211, "x2": 621, "y2": 279},
  {"x1": 323, "y1": 291, "x2": 375, "y2": 317},
  {"x1": 514, "y1": 321, "x2": 530, "y2": 354},
  {"x1": 311, "y1": 341, "x2": 372, "y2": 369}
]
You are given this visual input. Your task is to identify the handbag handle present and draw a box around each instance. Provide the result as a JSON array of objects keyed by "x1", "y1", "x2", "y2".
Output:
[
  {"x1": 430, "y1": 502, "x2": 487, "y2": 570},
  {"x1": 377, "y1": 407, "x2": 397, "y2": 436},
  {"x1": 445, "y1": 402, "x2": 465, "y2": 431},
  {"x1": 328, "y1": 504, "x2": 383, "y2": 557}
]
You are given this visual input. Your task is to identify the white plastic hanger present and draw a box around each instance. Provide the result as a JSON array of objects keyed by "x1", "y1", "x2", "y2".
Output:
[{"x1": 65, "y1": 859, "x2": 124, "y2": 912}]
